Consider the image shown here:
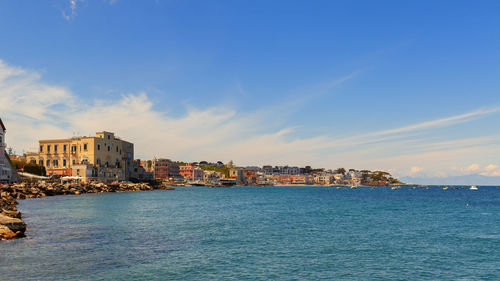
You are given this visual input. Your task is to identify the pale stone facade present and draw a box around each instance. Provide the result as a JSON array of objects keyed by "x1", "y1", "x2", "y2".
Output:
[
  {"x1": 0, "y1": 118, "x2": 19, "y2": 184},
  {"x1": 31, "y1": 131, "x2": 133, "y2": 182}
]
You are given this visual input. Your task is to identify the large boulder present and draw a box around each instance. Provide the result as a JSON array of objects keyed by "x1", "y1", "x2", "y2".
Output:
[
  {"x1": 0, "y1": 213, "x2": 26, "y2": 233},
  {"x1": 0, "y1": 225, "x2": 17, "y2": 240},
  {"x1": 1, "y1": 209, "x2": 21, "y2": 219}
]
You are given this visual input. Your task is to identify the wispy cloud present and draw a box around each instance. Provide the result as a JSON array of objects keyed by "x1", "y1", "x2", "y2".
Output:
[
  {"x1": 1, "y1": 59, "x2": 500, "y2": 183},
  {"x1": 370, "y1": 106, "x2": 500, "y2": 137},
  {"x1": 61, "y1": 0, "x2": 121, "y2": 21},
  {"x1": 62, "y1": 0, "x2": 80, "y2": 21}
]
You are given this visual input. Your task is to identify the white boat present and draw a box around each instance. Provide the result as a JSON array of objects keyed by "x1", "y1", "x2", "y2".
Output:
[
  {"x1": 442, "y1": 186, "x2": 449, "y2": 190},
  {"x1": 470, "y1": 185, "x2": 478, "y2": 190}
]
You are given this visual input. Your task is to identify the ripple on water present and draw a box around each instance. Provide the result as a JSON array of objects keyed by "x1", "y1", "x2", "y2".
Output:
[{"x1": 1, "y1": 186, "x2": 500, "y2": 280}]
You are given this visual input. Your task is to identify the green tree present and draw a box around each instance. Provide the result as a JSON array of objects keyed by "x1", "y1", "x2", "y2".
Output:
[{"x1": 23, "y1": 163, "x2": 46, "y2": 176}]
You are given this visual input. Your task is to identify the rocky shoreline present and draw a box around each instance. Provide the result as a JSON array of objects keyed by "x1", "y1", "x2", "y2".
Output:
[{"x1": 0, "y1": 181, "x2": 156, "y2": 240}]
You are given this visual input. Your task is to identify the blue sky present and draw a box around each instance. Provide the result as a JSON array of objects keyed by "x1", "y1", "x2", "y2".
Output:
[{"x1": 1, "y1": 0, "x2": 500, "y2": 184}]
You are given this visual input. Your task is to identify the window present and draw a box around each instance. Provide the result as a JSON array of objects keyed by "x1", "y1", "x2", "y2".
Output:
[
  {"x1": 0, "y1": 136, "x2": 2, "y2": 144},
  {"x1": 97, "y1": 144, "x2": 101, "y2": 150},
  {"x1": 39, "y1": 159, "x2": 43, "y2": 166},
  {"x1": 116, "y1": 146, "x2": 118, "y2": 152},
  {"x1": 83, "y1": 143, "x2": 88, "y2": 151},
  {"x1": 53, "y1": 160, "x2": 58, "y2": 167},
  {"x1": 46, "y1": 160, "x2": 50, "y2": 167},
  {"x1": 47, "y1": 145, "x2": 51, "y2": 153},
  {"x1": 108, "y1": 135, "x2": 110, "y2": 140},
  {"x1": 40, "y1": 145, "x2": 43, "y2": 152},
  {"x1": 107, "y1": 146, "x2": 110, "y2": 152},
  {"x1": 54, "y1": 145, "x2": 58, "y2": 153},
  {"x1": 63, "y1": 159, "x2": 67, "y2": 167},
  {"x1": 63, "y1": 145, "x2": 67, "y2": 153}
]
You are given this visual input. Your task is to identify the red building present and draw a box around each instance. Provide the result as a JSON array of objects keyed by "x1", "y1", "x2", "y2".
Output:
[
  {"x1": 179, "y1": 163, "x2": 204, "y2": 181},
  {"x1": 153, "y1": 158, "x2": 180, "y2": 180}
]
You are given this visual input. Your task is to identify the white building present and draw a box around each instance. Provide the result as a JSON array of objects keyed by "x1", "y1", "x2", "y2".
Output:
[{"x1": 0, "y1": 118, "x2": 18, "y2": 184}]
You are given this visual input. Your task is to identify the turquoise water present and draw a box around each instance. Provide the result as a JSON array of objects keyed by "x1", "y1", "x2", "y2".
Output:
[{"x1": 1, "y1": 186, "x2": 500, "y2": 280}]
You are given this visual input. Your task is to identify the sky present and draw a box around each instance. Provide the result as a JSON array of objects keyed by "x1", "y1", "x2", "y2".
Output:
[{"x1": 1, "y1": 0, "x2": 500, "y2": 184}]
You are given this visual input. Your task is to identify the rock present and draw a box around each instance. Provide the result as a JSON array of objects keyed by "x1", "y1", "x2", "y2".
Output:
[
  {"x1": 1, "y1": 209, "x2": 21, "y2": 219},
  {"x1": 0, "y1": 180, "x2": 157, "y2": 240},
  {"x1": 0, "y1": 213, "x2": 26, "y2": 233},
  {"x1": 0, "y1": 225, "x2": 18, "y2": 240}
]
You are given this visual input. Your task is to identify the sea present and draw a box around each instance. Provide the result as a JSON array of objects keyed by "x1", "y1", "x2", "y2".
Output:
[{"x1": 1, "y1": 186, "x2": 499, "y2": 280}]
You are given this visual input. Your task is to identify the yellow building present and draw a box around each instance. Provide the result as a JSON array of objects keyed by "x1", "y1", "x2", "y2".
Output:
[{"x1": 29, "y1": 131, "x2": 134, "y2": 182}]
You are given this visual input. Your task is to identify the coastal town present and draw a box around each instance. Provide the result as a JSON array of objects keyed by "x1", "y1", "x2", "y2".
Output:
[
  {"x1": 2, "y1": 118, "x2": 401, "y2": 187},
  {"x1": 1, "y1": 116, "x2": 401, "y2": 240}
]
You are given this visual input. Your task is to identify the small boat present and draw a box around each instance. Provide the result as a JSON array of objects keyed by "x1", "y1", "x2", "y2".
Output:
[
  {"x1": 442, "y1": 186, "x2": 449, "y2": 190},
  {"x1": 391, "y1": 186, "x2": 400, "y2": 190},
  {"x1": 351, "y1": 185, "x2": 357, "y2": 189},
  {"x1": 470, "y1": 185, "x2": 478, "y2": 190}
]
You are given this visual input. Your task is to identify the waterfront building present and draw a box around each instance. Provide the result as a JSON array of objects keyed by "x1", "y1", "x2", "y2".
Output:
[
  {"x1": 229, "y1": 168, "x2": 246, "y2": 184},
  {"x1": 203, "y1": 170, "x2": 222, "y2": 183},
  {"x1": 30, "y1": 131, "x2": 133, "y2": 182},
  {"x1": 130, "y1": 160, "x2": 154, "y2": 182},
  {"x1": 314, "y1": 173, "x2": 335, "y2": 185},
  {"x1": 345, "y1": 170, "x2": 362, "y2": 185},
  {"x1": 291, "y1": 174, "x2": 314, "y2": 185},
  {"x1": 333, "y1": 173, "x2": 344, "y2": 184},
  {"x1": 140, "y1": 160, "x2": 154, "y2": 173},
  {"x1": 72, "y1": 163, "x2": 95, "y2": 182},
  {"x1": 152, "y1": 158, "x2": 181, "y2": 180},
  {"x1": 0, "y1": 118, "x2": 19, "y2": 184},
  {"x1": 179, "y1": 163, "x2": 204, "y2": 181}
]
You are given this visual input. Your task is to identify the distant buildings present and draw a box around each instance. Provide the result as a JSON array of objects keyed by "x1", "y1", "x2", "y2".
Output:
[
  {"x1": 229, "y1": 168, "x2": 246, "y2": 184},
  {"x1": 0, "y1": 118, "x2": 19, "y2": 184},
  {"x1": 0, "y1": 118, "x2": 392, "y2": 186},
  {"x1": 203, "y1": 170, "x2": 222, "y2": 183},
  {"x1": 179, "y1": 163, "x2": 204, "y2": 181},
  {"x1": 152, "y1": 158, "x2": 181, "y2": 180},
  {"x1": 130, "y1": 160, "x2": 154, "y2": 182},
  {"x1": 262, "y1": 165, "x2": 300, "y2": 175},
  {"x1": 29, "y1": 131, "x2": 133, "y2": 182}
]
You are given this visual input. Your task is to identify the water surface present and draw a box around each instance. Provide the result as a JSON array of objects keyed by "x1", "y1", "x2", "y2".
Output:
[{"x1": 1, "y1": 186, "x2": 499, "y2": 280}]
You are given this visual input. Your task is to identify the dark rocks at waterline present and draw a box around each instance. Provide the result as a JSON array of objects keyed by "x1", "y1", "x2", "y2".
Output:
[{"x1": 0, "y1": 181, "x2": 154, "y2": 240}]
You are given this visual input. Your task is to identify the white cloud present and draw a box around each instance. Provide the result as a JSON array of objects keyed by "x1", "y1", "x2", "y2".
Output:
[
  {"x1": 2, "y1": 58, "x2": 500, "y2": 181},
  {"x1": 480, "y1": 164, "x2": 500, "y2": 177},
  {"x1": 62, "y1": 0, "x2": 81, "y2": 21},
  {"x1": 447, "y1": 163, "x2": 500, "y2": 177},
  {"x1": 61, "y1": 0, "x2": 119, "y2": 21},
  {"x1": 464, "y1": 164, "x2": 480, "y2": 172},
  {"x1": 0, "y1": 59, "x2": 331, "y2": 164},
  {"x1": 409, "y1": 166, "x2": 423, "y2": 175}
]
